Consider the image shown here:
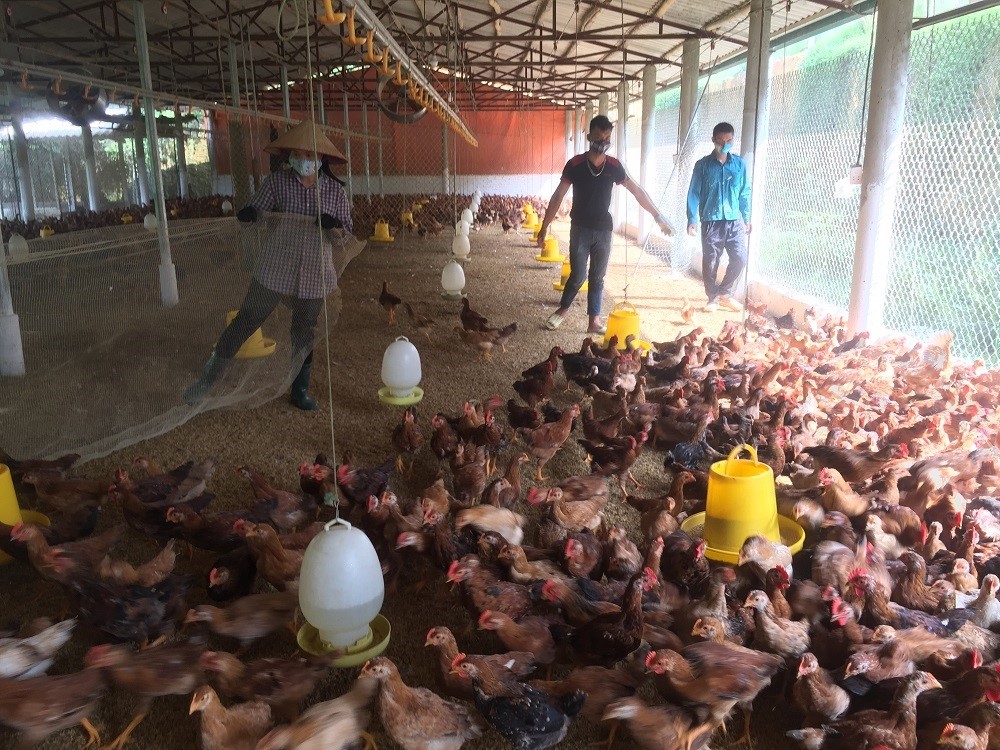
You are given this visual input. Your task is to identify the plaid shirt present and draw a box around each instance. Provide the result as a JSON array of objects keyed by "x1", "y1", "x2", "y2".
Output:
[{"x1": 248, "y1": 170, "x2": 353, "y2": 298}]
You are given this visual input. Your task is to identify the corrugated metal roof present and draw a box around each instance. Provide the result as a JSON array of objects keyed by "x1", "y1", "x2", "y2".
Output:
[{"x1": 0, "y1": 0, "x2": 859, "y2": 110}]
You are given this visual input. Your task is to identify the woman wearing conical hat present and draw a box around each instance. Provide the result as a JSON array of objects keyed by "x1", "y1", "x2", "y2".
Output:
[{"x1": 183, "y1": 120, "x2": 352, "y2": 410}]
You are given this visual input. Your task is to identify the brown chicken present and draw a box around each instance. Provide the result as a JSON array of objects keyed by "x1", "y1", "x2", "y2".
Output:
[
  {"x1": 562, "y1": 529, "x2": 606, "y2": 579},
  {"x1": 379, "y1": 280, "x2": 401, "y2": 324},
  {"x1": 603, "y1": 697, "x2": 713, "y2": 750},
  {"x1": 189, "y1": 684, "x2": 272, "y2": 750},
  {"x1": 13, "y1": 521, "x2": 125, "y2": 582},
  {"x1": 236, "y1": 465, "x2": 316, "y2": 532},
  {"x1": 826, "y1": 671, "x2": 942, "y2": 750},
  {"x1": 527, "y1": 475, "x2": 609, "y2": 533},
  {"x1": 646, "y1": 641, "x2": 782, "y2": 744},
  {"x1": 792, "y1": 652, "x2": 851, "y2": 726},
  {"x1": 568, "y1": 570, "x2": 656, "y2": 666},
  {"x1": 517, "y1": 403, "x2": 581, "y2": 480},
  {"x1": 361, "y1": 656, "x2": 481, "y2": 750},
  {"x1": 243, "y1": 522, "x2": 304, "y2": 591},
  {"x1": 482, "y1": 453, "x2": 529, "y2": 510},
  {"x1": 97, "y1": 539, "x2": 177, "y2": 587},
  {"x1": 18, "y1": 471, "x2": 106, "y2": 514},
  {"x1": 392, "y1": 406, "x2": 425, "y2": 475},
  {"x1": 478, "y1": 610, "x2": 556, "y2": 669},
  {"x1": 541, "y1": 578, "x2": 621, "y2": 626},
  {"x1": 513, "y1": 362, "x2": 555, "y2": 408},
  {"x1": 403, "y1": 302, "x2": 435, "y2": 344},
  {"x1": 0, "y1": 661, "x2": 106, "y2": 748},
  {"x1": 86, "y1": 639, "x2": 205, "y2": 750},
  {"x1": 255, "y1": 674, "x2": 377, "y2": 750},
  {"x1": 447, "y1": 556, "x2": 533, "y2": 621},
  {"x1": 802, "y1": 443, "x2": 908, "y2": 482},
  {"x1": 184, "y1": 591, "x2": 298, "y2": 649},
  {"x1": 578, "y1": 431, "x2": 649, "y2": 497},
  {"x1": 425, "y1": 626, "x2": 536, "y2": 699}
]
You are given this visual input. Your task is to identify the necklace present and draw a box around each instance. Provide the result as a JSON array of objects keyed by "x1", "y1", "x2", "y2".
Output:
[{"x1": 586, "y1": 157, "x2": 605, "y2": 177}]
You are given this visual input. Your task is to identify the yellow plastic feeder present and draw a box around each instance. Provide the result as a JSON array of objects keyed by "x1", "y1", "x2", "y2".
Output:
[
  {"x1": 681, "y1": 444, "x2": 805, "y2": 564},
  {"x1": 535, "y1": 235, "x2": 564, "y2": 263},
  {"x1": 553, "y1": 259, "x2": 587, "y2": 292},
  {"x1": 370, "y1": 220, "x2": 394, "y2": 243},
  {"x1": 226, "y1": 311, "x2": 276, "y2": 359},
  {"x1": 603, "y1": 301, "x2": 651, "y2": 350},
  {"x1": 39, "y1": 225, "x2": 55, "y2": 238},
  {"x1": 525, "y1": 214, "x2": 541, "y2": 233}
]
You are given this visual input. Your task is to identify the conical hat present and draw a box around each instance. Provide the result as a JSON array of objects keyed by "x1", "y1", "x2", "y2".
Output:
[{"x1": 265, "y1": 120, "x2": 347, "y2": 163}]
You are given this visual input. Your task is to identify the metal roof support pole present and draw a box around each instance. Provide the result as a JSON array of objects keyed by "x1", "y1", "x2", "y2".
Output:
[
  {"x1": 848, "y1": 0, "x2": 914, "y2": 336},
  {"x1": 361, "y1": 103, "x2": 371, "y2": 200},
  {"x1": 584, "y1": 101, "x2": 596, "y2": 139},
  {"x1": 227, "y1": 42, "x2": 251, "y2": 209},
  {"x1": 0, "y1": 246, "x2": 25, "y2": 375},
  {"x1": 317, "y1": 83, "x2": 326, "y2": 125},
  {"x1": 564, "y1": 108, "x2": 574, "y2": 164},
  {"x1": 80, "y1": 122, "x2": 100, "y2": 210},
  {"x1": 576, "y1": 106, "x2": 586, "y2": 153},
  {"x1": 134, "y1": 0, "x2": 177, "y2": 307},
  {"x1": 342, "y1": 94, "x2": 353, "y2": 203},
  {"x1": 441, "y1": 122, "x2": 450, "y2": 195},
  {"x1": 10, "y1": 116, "x2": 35, "y2": 221},
  {"x1": 598, "y1": 92, "x2": 610, "y2": 118},
  {"x1": 131, "y1": 112, "x2": 150, "y2": 205},
  {"x1": 376, "y1": 111, "x2": 384, "y2": 198},
  {"x1": 678, "y1": 38, "x2": 700, "y2": 155},
  {"x1": 638, "y1": 63, "x2": 657, "y2": 241},
  {"x1": 281, "y1": 64, "x2": 291, "y2": 120},
  {"x1": 740, "y1": 0, "x2": 772, "y2": 301},
  {"x1": 615, "y1": 80, "x2": 628, "y2": 229},
  {"x1": 175, "y1": 106, "x2": 188, "y2": 199}
]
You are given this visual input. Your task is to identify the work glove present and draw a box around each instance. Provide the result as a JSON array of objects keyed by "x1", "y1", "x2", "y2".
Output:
[
  {"x1": 236, "y1": 205, "x2": 259, "y2": 223},
  {"x1": 318, "y1": 213, "x2": 342, "y2": 230}
]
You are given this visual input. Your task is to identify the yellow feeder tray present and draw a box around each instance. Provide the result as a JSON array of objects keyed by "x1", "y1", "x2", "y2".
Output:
[
  {"x1": 1, "y1": 463, "x2": 50, "y2": 564},
  {"x1": 535, "y1": 235, "x2": 563, "y2": 263},
  {"x1": 603, "y1": 301, "x2": 651, "y2": 350},
  {"x1": 39, "y1": 225, "x2": 55, "y2": 238},
  {"x1": 680, "y1": 444, "x2": 805, "y2": 564},
  {"x1": 370, "y1": 220, "x2": 394, "y2": 243},
  {"x1": 553, "y1": 259, "x2": 587, "y2": 292},
  {"x1": 297, "y1": 614, "x2": 391, "y2": 666},
  {"x1": 377, "y1": 386, "x2": 424, "y2": 406},
  {"x1": 226, "y1": 311, "x2": 276, "y2": 359},
  {"x1": 400, "y1": 210, "x2": 413, "y2": 225}
]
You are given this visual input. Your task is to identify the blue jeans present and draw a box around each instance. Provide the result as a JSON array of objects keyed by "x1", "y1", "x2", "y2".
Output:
[{"x1": 560, "y1": 225, "x2": 613, "y2": 316}]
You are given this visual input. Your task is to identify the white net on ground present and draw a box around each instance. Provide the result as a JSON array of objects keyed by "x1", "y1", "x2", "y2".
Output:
[{"x1": 0, "y1": 214, "x2": 363, "y2": 461}]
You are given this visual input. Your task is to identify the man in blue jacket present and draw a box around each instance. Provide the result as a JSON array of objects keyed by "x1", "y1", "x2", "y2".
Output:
[{"x1": 686, "y1": 122, "x2": 752, "y2": 312}]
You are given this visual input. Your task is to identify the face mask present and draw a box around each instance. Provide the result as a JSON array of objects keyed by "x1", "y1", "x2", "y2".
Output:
[
  {"x1": 289, "y1": 157, "x2": 320, "y2": 177},
  {"x1": 590, "y1": 139, "x2": 611, "y2": 155},
  {"x1": 718, "y1": 142, "x2": 733, "y2": 155}
]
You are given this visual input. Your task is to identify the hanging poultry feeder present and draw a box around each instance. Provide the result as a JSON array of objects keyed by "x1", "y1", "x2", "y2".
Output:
[
  {"x1": 370, "y1": 220, "x2": 394, "y2": 243},
  {"x1": 400, "y1": 210, "x2": 413, "y2": 227},
  {"x1": 7, "y1": 234, "x2": 28, "y2": 260},
  {"x1": 452, "y1": 234, "x2": 471, "y2": 261},
  {"x1": 460, "y1": 208, "x2": 473, "y2": 225},
  {"x1": 603, "y1": 301, "x2": 651, "y2": 350},
  {"x1": 221, "y1": 200, "x2": 234, "y2": 214},
  {"x1": 681, "y1": 444, "x2": 805, "y2": 564},
  {"x1": 455, "y1": 220, "x2": 470, "y2": 237},
  {"x1": 378, "y1": 336, "x2": 423, "y2": 406},
  {"x1": 0, "y1": 465, "x2": 49, "y2": 566},
  {"x1": 297, "y1": 516, "x2": 391, "y2": 664},
  {"x1": 553, "y1": 258, "x2": 587, "y2": 292},
  {"x1": 534, "y1": 234, "x2": 563, "y2": 263},
  {"x1": 441, "y1": 259, "x2": 466, "y2": 300},
  {"x1": 226, "y1": 311, "x2": 276, "y2": 358},
  {"x1": 39, "y1": 225, "x2": 55, "y2": 238},
  {"x1": 143, "y1": 213, "x2": 158, "y2": 231}
]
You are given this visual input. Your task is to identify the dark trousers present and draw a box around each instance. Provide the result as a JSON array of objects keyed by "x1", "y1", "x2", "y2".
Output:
[
  {"x1": 215, "y1": 278, "x2": 323, "y2": 360},
  {"x1": 701, "y1": 219, "x2": 747, "y2": 301},
  {"x1": 560, "y1": 224, "x2": 614, "y2": 316}
]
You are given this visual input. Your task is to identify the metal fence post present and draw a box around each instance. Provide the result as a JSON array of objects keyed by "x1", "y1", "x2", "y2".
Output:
[
  {"x1": 342, "y1": 94, "x2": 353, "y2": 202},
  {"x1": 638, "y1": 64, "x2": 657, "y2": 241},
  {"x1": 362, "y1": 103, "x2": 371, "y2": 200},
  {"x1": 81, "y1": 122, "x2": 100, "y2": 210},
  {"x1": 848, "y1": 0, "x2": 915, "y2": 335},
  {"x1": 175, "y1": 106, "x2": 188, "y2": 198},
  {"x1": 132, "y1": 112, "x2": 151, "y2": 205},
  {"x1": 741, "y1": 0, "x2": 772, "y2": 297},
  {"x1": 679, "y1": 39, "x2": 700, "y2": 155},
  {"x1": 0, "y1": 242, "x2": 26, "y2": 376},
  {"x1": 10, "y1": 116, "x2": 35, "y2": 220},
  {"x1": 133, "y1": 0, "x2": 178, "y2": 307}
]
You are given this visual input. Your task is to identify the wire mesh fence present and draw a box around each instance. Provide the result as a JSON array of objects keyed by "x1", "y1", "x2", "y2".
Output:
[{"x1": 642, "y1": 5, "x2": 1000, "y2": 366}]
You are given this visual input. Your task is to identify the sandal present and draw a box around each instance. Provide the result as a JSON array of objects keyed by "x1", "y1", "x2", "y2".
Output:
[{"x1": 544, "y1": 313, "x2": 565, "y2": 330}]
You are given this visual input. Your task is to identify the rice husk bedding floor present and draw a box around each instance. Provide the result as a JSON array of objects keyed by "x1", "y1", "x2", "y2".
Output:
[{"x1": 0, "y1": 218, "x2": 793, "y2": 749}]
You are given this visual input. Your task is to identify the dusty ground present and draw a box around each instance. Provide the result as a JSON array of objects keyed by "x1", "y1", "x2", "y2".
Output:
[{"x1": 0, "y1": 218, "x2": 795, "y2": 749}]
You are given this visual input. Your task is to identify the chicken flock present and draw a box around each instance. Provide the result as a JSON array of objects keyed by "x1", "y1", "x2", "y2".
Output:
[{"x1": 2, "y1": 277, "x2": 1000, "y2": 750}]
